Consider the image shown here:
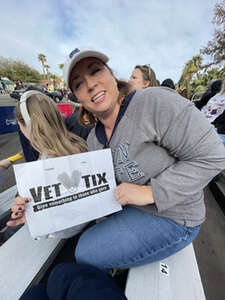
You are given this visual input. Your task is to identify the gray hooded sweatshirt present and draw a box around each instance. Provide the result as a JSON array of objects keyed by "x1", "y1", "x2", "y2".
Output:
[{"x1": 87, "y1": 87, "x2": 225, "y2": 227}]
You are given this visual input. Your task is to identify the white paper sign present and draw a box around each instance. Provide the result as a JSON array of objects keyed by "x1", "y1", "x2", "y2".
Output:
[{"x1": 13, "y1": 149, "x2": 121, "y2": 239}]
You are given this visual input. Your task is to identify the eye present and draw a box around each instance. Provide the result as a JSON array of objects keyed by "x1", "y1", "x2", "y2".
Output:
[
  {"x1": 91, "y1": 67, "x2": 101, "y2": 75},
  {"x1": 74, "y1": 81, "x2": 82, "y2": 90}
]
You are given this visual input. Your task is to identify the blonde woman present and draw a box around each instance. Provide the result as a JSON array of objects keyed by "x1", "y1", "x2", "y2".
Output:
[
  {"x1": 128, "y1": 64, "x2": 159, "y2": 90},
  {"x1": 7, "y1": 91, "x2": 87, "y2": 238}
]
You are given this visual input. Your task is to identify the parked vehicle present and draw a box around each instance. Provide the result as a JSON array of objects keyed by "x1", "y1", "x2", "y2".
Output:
[
  {"x1": 37, "y1": 87, "x2": 63, "y2": 103},
  {"x1": 10, "y1": 89, "x2": 26, "y2": 100},
  {"x1": 49, "y1": 89, "x2": 63, "y2": 103},
  {"x1": 1, "y1": 77, "x2": 14, "y2": 93},
  {"x1": 10, "y1": 87, "x2": 63, "y2": 103}
]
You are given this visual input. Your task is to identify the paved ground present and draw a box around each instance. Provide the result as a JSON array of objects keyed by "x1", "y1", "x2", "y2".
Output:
[
  {"x1": 193, "y1": 188, "x2": 225, "y2": 300},
  {"x1": 0, "y1": 94, "x2": 18, "y2": 106},
  {"x1": 0, "y1": 132, "x2": 25, "y2": 192}
]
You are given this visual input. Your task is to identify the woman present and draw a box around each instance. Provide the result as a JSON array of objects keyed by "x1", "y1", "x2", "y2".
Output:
[
  {"x1": 7, "y1": 91, "x2": 87, "y2": 238},
  {"x1": 128, "y1": 64, "x2": 159, "y2": 90},
  {"x1": 61, "y1": 47, "x2": 225, "y2": 271},
  {"x1": 195, "y1": 79, "x2": 222, "y2": 110},
  {"x1": 203, "y1": 79, "x2": 225, "y2": 146},
  {"x1": 201, "y1": 79, "x2": 225, "y2": 122}
]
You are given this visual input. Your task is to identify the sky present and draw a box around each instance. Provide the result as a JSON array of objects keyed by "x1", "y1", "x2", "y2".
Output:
[{"x1": 0, "y1": 0, "x2": 218, "y2": 84}]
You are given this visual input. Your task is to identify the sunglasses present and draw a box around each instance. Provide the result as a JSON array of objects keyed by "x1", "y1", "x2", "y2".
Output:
[
  {"x1": 143, "y1": 64, "x2": 151, "y2": 81},
  {"x1": 147, "y1": 64, "x2": 151, "y2": 81}
]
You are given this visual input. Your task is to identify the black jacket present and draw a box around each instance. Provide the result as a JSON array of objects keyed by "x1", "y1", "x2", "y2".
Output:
[
  {"x1": 212, "y1": 110, "x2": 225, "y2": 134},
  {"x1": 64, "y1": 110, "x2": 93, "y2": 141},
  {"x1": 195, "y1": 80, "x2": 222, "y2": 110}
]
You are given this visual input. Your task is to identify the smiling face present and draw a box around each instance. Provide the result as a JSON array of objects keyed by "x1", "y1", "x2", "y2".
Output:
[
  {"x1": 69, "y1": 57, "x2": 120, "y2": 121},
  {"x1": 128, "y1": 68, "x2": 149, "y2": 90}
]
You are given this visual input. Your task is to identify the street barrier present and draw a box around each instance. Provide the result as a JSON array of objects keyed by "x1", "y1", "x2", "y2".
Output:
[
  {"x1": 57, "y1": 104, "x2": 73, "y2": 118},
  {"x1": 0, "y1": 104, "x2": 73, "y2": 134},
  {"x1": 0, "y1": 106, "x2": 18, "y2": 134}
]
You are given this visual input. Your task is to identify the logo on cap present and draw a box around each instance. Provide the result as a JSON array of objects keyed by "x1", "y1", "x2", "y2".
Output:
[{"x1": 69, "y1": 48, "x2": 80, "y2": 59}]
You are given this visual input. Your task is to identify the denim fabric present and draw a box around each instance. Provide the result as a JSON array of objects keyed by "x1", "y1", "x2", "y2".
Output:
[
  {"x1": 218, "y1": 134, "x2": 225, "y2": 146},
  {"x1": 20, "y1": 263, "x2": 127, "y2": 300},
  {"x1": 75, "y1": 206, "x2": 200, "y2": 270}
]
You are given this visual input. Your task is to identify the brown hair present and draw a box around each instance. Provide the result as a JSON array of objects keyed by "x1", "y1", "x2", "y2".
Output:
[
  {"x1": 14, "y1": 93, "x2": 87, "y2": 157},
  {"x1": 135, "y1": 65, "x2": 159, "y2": 87}
]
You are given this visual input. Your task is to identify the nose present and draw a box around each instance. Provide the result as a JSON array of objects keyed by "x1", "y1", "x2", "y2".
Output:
[{"x1": 86, "y1": 76, "x2": 97, "y2": 92}]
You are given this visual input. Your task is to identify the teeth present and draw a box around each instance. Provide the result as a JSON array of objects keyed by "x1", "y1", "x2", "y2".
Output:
[{"x1": 92, "y1": 91, "x2": 105, "y2": 102}]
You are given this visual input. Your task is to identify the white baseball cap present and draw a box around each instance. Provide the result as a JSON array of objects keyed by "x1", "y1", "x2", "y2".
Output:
[{"x1": 63, "y1": 47, "x2": 109, "y2": 90}]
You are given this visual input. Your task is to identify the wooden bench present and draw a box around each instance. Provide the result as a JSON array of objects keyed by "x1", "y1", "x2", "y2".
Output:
[
  {"x1": 125, "y1": 243, "x2": 206, "y2": 300},
  {"x1": 125, "y1": 171, "x2": 225, "y2": 300},
  {"x1": 0, "y1": 185, "x2": 87, "y2": 300},
  {"x1": 0, "y1": 185, "x2": 17, "y2": 229},
  {"x1": 0, "y1": 185, "x2": 65, "y2": 300},
  {"x1": 0, "y1": 225, "x2": 65, "y2": 300}
]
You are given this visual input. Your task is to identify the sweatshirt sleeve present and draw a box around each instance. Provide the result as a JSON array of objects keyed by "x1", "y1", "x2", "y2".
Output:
[{"x1": 147, "y1": 89, "x2": 225, "y2": 212}]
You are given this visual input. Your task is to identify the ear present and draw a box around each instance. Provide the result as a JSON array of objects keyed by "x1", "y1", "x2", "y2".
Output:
[{"x1": 143, "y1": 80, "x2": 150, "y2": 88}]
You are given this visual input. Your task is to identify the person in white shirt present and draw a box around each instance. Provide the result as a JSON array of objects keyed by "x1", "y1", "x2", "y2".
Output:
[
  {"x1": 202, "y1": 80, "x2": 225, "y2": 146},
  {"x1": 201, "y1": 79, "x2": 225, "y2": 123}
]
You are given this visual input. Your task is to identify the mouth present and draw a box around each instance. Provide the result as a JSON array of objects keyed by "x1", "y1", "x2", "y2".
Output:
[{"x1": 91, "y1": 91, "x2": 106, "y2": 103}]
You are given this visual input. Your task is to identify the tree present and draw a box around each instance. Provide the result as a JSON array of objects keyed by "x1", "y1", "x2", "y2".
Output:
[
  {"x1": 38, "y1": 53, "x2": 47, "y2": 78},
  {"x1": 0, "y1": 57, "x2": 41, "y2": 82},
  {"x1": 177, "y1": 55, "x2": 203, "y2": 98},
  {"x1": 58, "y1": 63, "x2": 64, "y2": 70},
  {"x1": 190, "y1": 67, "x2": 225, "y2": 96},
  {"x1": 45, "y1": 64, "x2": 50, "y2": 80},
  {"x1": 201, "y1": 0, "x2": 225, "y2": 68}
]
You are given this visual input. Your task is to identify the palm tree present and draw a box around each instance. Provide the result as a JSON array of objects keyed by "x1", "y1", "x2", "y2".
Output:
[
  {"x1": 45, "y1": 64, "x2": 50, "y2": 78},
  {"x1": 178, "y1": 55, "x2": 203, "y2": 98},
  {"x1": 38, "y1": 54, "x2": 47, "y2": 79}
]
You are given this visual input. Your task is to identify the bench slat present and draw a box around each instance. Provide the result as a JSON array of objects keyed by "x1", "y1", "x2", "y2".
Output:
[
  {"x1": 125, "y1": 243, "x2": 205, "y2": 300},
  {"x1": 0, "y1": 225, "x2": 65, "y2": 300},
  {"x1": 0, "y1": 185, "x2": 17, "y2": 215}
]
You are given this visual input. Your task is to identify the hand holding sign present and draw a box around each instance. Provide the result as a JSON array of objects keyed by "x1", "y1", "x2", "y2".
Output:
[
  {"x1": 12, "y1": 149, "x2": 121, "y2": 239},
  {"x1": 7, "y1": 196, "x2": 29, "y2": 226}
]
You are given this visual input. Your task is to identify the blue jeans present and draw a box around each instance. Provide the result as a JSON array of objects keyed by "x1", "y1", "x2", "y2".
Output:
[
  {"x1": 218, "y1": 134, "x2": 225, "y2": 146},
  {"x1": 75, "y1": 206, "x2": 200, "y2": 270}
]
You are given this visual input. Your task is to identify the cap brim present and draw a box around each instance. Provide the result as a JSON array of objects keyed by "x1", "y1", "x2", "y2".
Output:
[{"x1": 66, "y1": 50, "x2": 109, "y2": 90}]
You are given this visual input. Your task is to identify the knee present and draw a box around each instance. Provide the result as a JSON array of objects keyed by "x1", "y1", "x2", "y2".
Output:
[
  {"x1": 75, "y1": 234, "x2": 92, "y2": 265},
  {"x1": 75, "y1": 232, "x2": 104, "y2": 269}
]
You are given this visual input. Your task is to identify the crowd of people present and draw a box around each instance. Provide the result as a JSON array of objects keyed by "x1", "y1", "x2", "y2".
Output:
[
  {"x1": 194, "y1": 79, "x2": 225, "y2": 146},
  {"x1": 0, "y1": 48, "x2": 225, "y2": 299}
]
